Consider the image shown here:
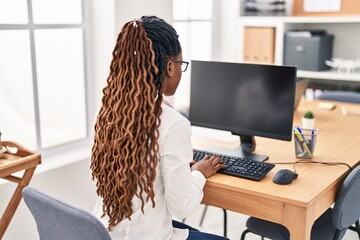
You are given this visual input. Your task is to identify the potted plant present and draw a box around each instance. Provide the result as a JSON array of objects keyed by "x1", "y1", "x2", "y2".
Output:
[{"x1": 302, "y1": 111, "x2": 315, "y2": 129}]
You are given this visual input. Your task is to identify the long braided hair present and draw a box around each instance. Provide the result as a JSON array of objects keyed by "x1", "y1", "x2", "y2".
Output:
[{"x1": 90, "y1": 16, "x2": 181, "y2": 230}]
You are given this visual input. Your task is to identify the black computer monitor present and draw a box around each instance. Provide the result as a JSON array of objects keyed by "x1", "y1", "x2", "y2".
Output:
[{"x1": 189, "y1": 60, "x2": 297, "y2": 161}]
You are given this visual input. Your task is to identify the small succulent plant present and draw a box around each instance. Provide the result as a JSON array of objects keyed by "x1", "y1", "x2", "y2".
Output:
[{"x1": 303, "y1": 111, "x2": 314, "y2": 119}]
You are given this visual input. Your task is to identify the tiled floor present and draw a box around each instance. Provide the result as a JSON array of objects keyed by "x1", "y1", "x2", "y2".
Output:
[{"x1": 183, "y1": 204, "x2": 359, "y2": 240}]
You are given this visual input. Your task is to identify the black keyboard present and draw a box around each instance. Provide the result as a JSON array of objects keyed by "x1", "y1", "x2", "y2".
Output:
[{"x1": 193, "y1": 149, "x2": 275, "y2": 181}]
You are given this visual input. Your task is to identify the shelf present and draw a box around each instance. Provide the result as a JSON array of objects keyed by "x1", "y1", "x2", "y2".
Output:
[
  {"x1": 239, "y1": 16, "x2": 360, "y2": 24},
  {"x1": 297, "y1": 70, "x2": 360, "y2": 82},
  {"x1": 283, "y1": 16, "x2": 360, "y2": 23},
  {"x1": 238, "y1": 15, "x2": 360, "y2": 83}
]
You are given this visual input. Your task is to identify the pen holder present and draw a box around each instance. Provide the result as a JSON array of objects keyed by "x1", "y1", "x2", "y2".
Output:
[{"x1": 294, "y1": 128, "x2": 318, "y2": 159}]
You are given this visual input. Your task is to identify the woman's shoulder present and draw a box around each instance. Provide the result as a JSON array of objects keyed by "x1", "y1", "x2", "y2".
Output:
[{"x1": 161, "y1": 103, "x2": 190, "y2": 128}]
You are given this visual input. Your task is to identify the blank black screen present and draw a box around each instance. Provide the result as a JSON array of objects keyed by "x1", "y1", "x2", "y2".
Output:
[{"x1": 189, "y1": 60, "x2": 296, "y2": 141}]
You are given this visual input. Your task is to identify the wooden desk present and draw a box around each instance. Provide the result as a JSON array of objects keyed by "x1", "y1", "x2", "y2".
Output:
[
  {"x1": 0, "y1": 141, "x2": 41, "y2": 239},
  {"x1": 192, "y1": 100, "x2": 360, "y2": 240}
]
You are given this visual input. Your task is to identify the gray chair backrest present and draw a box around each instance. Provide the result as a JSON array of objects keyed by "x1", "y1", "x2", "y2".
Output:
[
  {"x1": 22, "y1": 186, "x2": 111, "y2": 240},
  {"x1": 316, "y1": 90, "x2": 360, "y2": 104},
  {"x1": 332, "y1": 165, "x2": 360, "y2": 237}
]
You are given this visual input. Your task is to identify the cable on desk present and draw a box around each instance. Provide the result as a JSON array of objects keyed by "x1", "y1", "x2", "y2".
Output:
[{"x1": 267, "y1": 160, "x2": 353, "y2": 173}]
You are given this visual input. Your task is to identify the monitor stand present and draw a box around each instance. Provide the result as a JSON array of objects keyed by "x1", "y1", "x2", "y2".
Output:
[{"x1": 207, "y1": 134, "x2": 269, "y2": 162}]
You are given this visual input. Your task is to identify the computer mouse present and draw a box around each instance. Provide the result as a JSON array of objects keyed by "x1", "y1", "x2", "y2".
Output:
[{"x1": 273, "y1": 169, "x2": 298, "y2": 185}]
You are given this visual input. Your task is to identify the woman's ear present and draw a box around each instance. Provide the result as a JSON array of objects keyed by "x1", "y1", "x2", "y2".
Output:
[{"x1": 166, "y1": 60, "x2": 174, "y2": 77}]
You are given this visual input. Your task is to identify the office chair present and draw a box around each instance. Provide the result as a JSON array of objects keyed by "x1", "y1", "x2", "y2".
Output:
[
  {"x1": 22, "y1": 186, "x2": 111, "y2": 240},
  {"x1": 240, "y1": 165, "x2": 360, "y2": 240},
  {"x1": 316, "y1": 90, "x2": 360, "y2": 104}
]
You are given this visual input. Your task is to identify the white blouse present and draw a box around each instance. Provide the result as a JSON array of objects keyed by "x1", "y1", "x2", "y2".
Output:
[{"x1": 93, "y1": 103, "x2": 206, "y2": 240}]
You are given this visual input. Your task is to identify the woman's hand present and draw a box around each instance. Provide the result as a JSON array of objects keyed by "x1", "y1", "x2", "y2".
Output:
[{"x1": 191, "y1": 155, "x2": 226, "y2": 178}]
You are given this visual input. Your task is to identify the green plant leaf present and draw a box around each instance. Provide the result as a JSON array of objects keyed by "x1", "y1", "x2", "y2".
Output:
[{"x1": 303, "y1": 111, "x2": 314, "y2": 119}]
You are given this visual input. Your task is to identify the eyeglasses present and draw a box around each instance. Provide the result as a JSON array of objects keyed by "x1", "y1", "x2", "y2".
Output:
[{"x1": 172, "y1": 60, "x2": 189, "y2": 72}]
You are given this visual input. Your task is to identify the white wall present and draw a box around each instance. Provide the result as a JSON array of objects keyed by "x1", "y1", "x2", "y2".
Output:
[
  {"x1": 213, "y1": 0, "x2": 241, "y2": 62},
  {"x1": 90, "y1": 0, "x2": 117, "y2": 112},
  {"x1": 114, "y1": 0, "x2": 172, "y2": 32}
]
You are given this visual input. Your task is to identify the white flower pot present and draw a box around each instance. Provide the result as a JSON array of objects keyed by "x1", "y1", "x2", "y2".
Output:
[{"x1": 302, "y1": 117, "x2": 315, "y2": 129}]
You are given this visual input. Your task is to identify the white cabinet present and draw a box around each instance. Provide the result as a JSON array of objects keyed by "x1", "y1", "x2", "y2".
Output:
[{"x1": 238, "y1": 16, "x2": 360, "y2": 82}]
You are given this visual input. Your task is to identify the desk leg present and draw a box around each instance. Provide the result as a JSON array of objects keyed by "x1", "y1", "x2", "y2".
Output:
[
  {"x1": 282, "y1": 203, "x2": 315, "y2": 240},
  {"x1": 0, "y1": 167, "x2": 36, "y2": 239}
]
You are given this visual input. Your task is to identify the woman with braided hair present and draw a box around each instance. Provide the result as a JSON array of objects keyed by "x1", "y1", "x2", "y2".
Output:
[{"x1": 91, "y1": 16, "x2": 228, "y2": 240}]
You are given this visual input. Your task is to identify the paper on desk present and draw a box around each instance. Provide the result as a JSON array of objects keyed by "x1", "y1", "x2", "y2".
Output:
[
  {"x1": 304, "y1": 0, "x2": 341, "y2": 12},
  {"x1": 341, "y1": 105, "x2": 360, "y2": 116}
]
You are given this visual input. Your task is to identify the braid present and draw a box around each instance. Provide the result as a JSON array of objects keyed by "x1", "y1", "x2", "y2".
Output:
[
  {"x1": 141, "y1": 16, "x2": 181, "y2": 89},
  {"x1": 90, "y1": 16, "x2": 181, "y2": 230}
]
